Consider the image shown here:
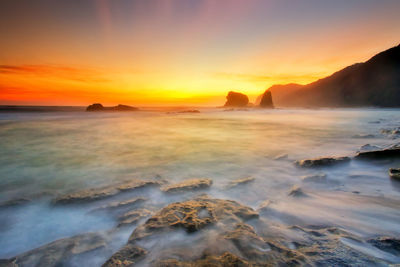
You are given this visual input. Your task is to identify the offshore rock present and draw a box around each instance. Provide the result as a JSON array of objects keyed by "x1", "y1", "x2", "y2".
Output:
[
  {"x1": 259, "y1": 90, "x2": 274, "y2": 108},
  {"x1": 86, "y1": 103, "x2": 139, "y2": 112},
  {"x1": 223, "y1": 91, "x2": 249, "y2": 107}
]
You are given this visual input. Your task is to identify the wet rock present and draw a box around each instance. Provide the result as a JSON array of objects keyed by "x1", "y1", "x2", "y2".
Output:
[
  {"x1": 389, "y1": 168, "x2": 400, "y2": 180},
  {"x1": 358, "y1": 144, "x2": 381, "y2": 152},
  {"x1": 155, "y1": 252, "x2": 250, "y2": 267},
  {"x1": 259, "y1": 90, "x2": 274, "y2": 108},
  {"x1": 381, "y1": 128, "x2": 400, "y2": 137},
  {"x1": 301, "y1": 173, "x2": 327, "y2": 183},
  {"x1": 296, "y1": 156, "x2": 350, "y2": 168},
  {"x1": 104, "y1": 194, "x2": 330, "y2": 266},
  {"x1": 227, "y1": 177, "x2": 255, "y2": 188},
  {"x1": 91, "y1": 197, "x2": 147, "y2": 214},
  {"x1": 54, "y1": 179, "x2": 160, "y2": 204},
  {"x1": 355, "y1": 144, "x2": 400, "y2": 159},
  {"x1": 117, "y1": 209, "x2": 153, "y2": 228},
  {"x1": 223, "y1": 91, "x2": 249, "y2": 107},
  {"x1": 86, "y1": 103, "x2": 139, "y2": 112},
  {"x1": 223, "y1": 223, "x2": 270, "y2": 260},
  {"x1": 367, "y1": 237, "x2": 400, "y2": 256},
  {"x1": 4, "y1": 233, "x2": 106, "y2": 267},
  {"x1": 104, "y1": 196, "x2": 259, "y2": 265},
  {"x1": 131, "y1": 195, "x2": 258, "y2": 236},
  {"x1": 0, "y1": 198, "x2": 30, "y2": 208},
  {"x1": 0, "y1": 259, "x2": 17, "y2": 267},
  {"x1": 104, "y1": 195, "x2": 315, "y2": 266},
  {"x1": 257, "y1": 200, "x2": 272, "y2": 213},
  {"x1": 288, "y1": 185, "x2": 308, "y2": 198},
  {"x1": 274, "y1": 153, "x2": 288, "y2": 160},
  {"x1": 102, "y1": 244, "x2": 147, "y2": 267},
  {"x1": 161, "y1": 178, "x2": 212, "y2": 194}
]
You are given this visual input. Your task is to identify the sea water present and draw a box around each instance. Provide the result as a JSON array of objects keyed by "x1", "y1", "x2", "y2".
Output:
[{"x1": 0, "y1": 108, "x2": 399, "y2": 263}]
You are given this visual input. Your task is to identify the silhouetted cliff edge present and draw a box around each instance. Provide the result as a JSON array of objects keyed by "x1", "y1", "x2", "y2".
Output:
[{"x1": 269, "y1": 44, "x2": 400, "y2": 107}]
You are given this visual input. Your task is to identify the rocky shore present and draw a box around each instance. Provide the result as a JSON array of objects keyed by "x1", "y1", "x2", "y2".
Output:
[{"x1": 1, "y1": 133, "x2": 400, "y2": 266}]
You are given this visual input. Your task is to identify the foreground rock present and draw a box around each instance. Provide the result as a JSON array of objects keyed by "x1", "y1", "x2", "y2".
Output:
[
  {"x1": 155, "y1": 252, "x2": 250, "y2": 266},
  {"x1": 259, "y1": 90, "x2": 274, "y2": 108},
  {"x1": 227, "y1": 177, "x2": 255, "y2": 188},
  {"x1": 54, "y1": 179, "x2": 160, "y2": 204},
  {"x1": 117, "y1": 209, "x2": 153, "y2": 228},
  {"x1": 90, "y1": 197, "x2": 147, "y2": 215},
  {"x1": 355, "y1": 144, "x2": 400, "y2": 159},
  {"x1": 389, "y1": 168, "x2": 400, "y2": 180},
  {"x1": 1, "y1": 233, "x2": 107, "y2": 267},
  {"x1": 103, "y1": 196, "x2": 267, "y2": 266},
  {"x1": 132, "y1": 195, "x2": 258, "y2": 235},
  {"x1": 301, "y1": 173, "x2": 327, "y2": 183},
  {"x1": 0, "y1": 198, "x2": 30, "y2": 208},
  {"x1": 288, "y1": 185, "x2": 308, "y2": 198},
  {"x1": 86, "y1": 103, "x2": 139, "y2": 112},
  {"x1": 367, "y1": 237, "x2": 400, "y2": 256},
  {"x1": 296, "y1": 156, "x2": 350, "y2": 168},
  {"x1": 161, "y1": 178, "x2": 212, "y2": 194},
  {"x1": 102, "y1": 244, "x2": 147, "y2": 267},
  {"x1": 223, "y1": 91, "x2": 249, "y2": 107}
]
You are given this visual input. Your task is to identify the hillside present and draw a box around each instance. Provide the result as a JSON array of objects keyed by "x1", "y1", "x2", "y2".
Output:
[{"x1": 269, "y1": 44, "x2": 400, "y2": 107}]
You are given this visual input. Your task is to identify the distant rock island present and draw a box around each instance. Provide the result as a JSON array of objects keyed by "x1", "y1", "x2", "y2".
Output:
[
  {"x1": 269, "y1": 44, "x2": 400, "y2": 107},
  {"x1": 86, "y1": 103, "x2": 139, "y2": 112},
  {"x1": 224, "y1": 91, "x2": 249, "y2": 107},
  {"x1": 259, "y1": 90, "x2": 274, "y2": 108},
  {"x1": 223, "y1": 90, "x2": 274, "y2": 108}
]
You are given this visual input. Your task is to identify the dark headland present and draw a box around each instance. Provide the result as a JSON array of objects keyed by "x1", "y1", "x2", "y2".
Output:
[{"x1": 268, "y1": 44, "x2": 400, "y2": 107}]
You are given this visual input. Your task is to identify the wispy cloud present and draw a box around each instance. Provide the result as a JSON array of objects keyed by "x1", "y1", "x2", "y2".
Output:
[{"x1": 0, "y1": 64, "x2": 109, "y2": 83}]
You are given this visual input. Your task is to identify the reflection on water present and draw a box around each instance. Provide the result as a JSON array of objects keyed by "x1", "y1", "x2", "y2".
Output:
[{"x1": 0, "y1": 108, "x2": 400, "y2": 264}]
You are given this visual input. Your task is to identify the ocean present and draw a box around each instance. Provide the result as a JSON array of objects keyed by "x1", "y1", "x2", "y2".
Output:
[{"x1": 0, "y1": 107, "x2": 400, "y2": 265}]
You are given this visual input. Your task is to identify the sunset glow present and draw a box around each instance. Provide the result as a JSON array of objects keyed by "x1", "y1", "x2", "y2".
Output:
[{"x1": 1, "y1": 0, "x2": 400, "y2": 106}]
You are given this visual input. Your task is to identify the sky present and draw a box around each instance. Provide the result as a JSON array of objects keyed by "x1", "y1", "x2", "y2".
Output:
[{"x1": 0, "y1": 0, "x2": 400, "y2": 106}]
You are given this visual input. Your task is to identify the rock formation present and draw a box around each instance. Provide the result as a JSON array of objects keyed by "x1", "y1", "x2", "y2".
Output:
[
  {"x1": 259, "y1": 89, "x2": 274, "y2": 108},
  {"x1": 223, "y1": 91, "x2": 249, "y2": 107},
  {"x1": 161, "y1": 178, "x2": 213, "y2": 194},
  {"x1": 355, "y1": 144, "x2": 400, "y2": 159},
  {"x1": 86, "y1": 103, "x2": 139, "y2": 112},
  {"x1": 296, "y1": 156, "x2": 351, "y2": 168},
  {"x1": 53, "y1": 179, "x2": 161, "y2": 204}
]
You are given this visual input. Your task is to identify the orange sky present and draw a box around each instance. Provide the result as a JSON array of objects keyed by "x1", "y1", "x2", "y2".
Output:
[{"x1": 1, "y1": 0, "x2": 400, "y2": 106}]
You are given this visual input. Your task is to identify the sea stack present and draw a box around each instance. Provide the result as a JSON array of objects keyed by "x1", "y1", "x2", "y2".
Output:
[
  {"x1": 86, "y1": 103, "x2": 139, "y2": 111},
  {"x1": 224, "y1": 91, "x2": 249, "y2": 107},
  {"x1": 259, "y1": 90, "x2": 274, "y2": 108}
]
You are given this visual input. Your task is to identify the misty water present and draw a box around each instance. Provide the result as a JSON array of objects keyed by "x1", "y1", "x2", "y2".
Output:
[{"x1": 1, "y1": 108, "x2": 400, "y2": 265}]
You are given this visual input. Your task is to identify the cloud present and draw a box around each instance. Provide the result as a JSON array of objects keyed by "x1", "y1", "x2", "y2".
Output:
[{"x1": 0, "y1": 64, "x2": 109, "y2": 83}]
